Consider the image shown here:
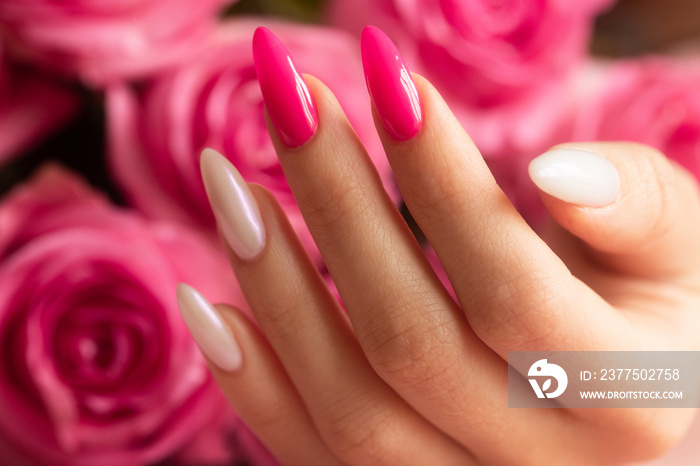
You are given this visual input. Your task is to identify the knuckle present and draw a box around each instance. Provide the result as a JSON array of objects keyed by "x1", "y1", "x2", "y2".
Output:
[
  {"x1": 614, "y1": 144, "x2": 679, "y2": 249},
  {"x1": 403, "y1": 141, "x2": 493, "y2": 219},
  {"x1": 637, "y1": 149, "x2": 677, "y2": 235},
  {"x1": 295, "y1": 160, "x2": 375, "y2": 238},
  {"x1": 298, "y1": 183, "x2": 358, "y2": 232},
  {"x1": 321, "y1": 403, "x2": 398, "y2": 465},
  {"x1": 369, "y1": 325, "x2": 431, "y2": 378},
  {"x1": 362, "y1": 301, "x2": 462, "y2": 392},
  {"x1": 404, "y1": 166, "x2": 482, "y2": 223},
  {"x1": 249, "y1": 394, "x2": 298, "y2": 433},
  {"x1": 257, "y1": 292, "x2": 313, "y2": 339},
  {"x1": 408, "y1": 177, "x2": 463, "y2": 214},
  {"x1": 466, "y1": 265, "x2": 569, "y2": 352}
]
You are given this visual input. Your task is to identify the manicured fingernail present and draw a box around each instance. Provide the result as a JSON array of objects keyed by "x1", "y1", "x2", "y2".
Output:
[
  {"x1": 176, "y1": 283, "x2": 242, "y2": 372},
  {"x1": 361, "y1": 25, "x2": 422, "y2": 141},
  {"x1": 529, "y1": 148, "x2": 621, "y2": 207},
  {"x1": 253, "y1": 27, "x2": 318, "y2": 148},
  {"x1": 200, "y1": 148, "x2": 266, "y2": 260}
]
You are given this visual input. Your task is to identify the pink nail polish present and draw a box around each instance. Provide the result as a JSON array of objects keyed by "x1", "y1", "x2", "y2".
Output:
[
  {"x1": 361, "y1": 26, "x2": 422, "y2": 141},
  {"x1": 253, "y1": 27, "x2": 318, "y2": 148}
]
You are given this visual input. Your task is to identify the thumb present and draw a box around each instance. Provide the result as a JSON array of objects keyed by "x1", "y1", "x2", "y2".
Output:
[{"x1": 529, "y1": 142, "x2": 700, "y2": 278}]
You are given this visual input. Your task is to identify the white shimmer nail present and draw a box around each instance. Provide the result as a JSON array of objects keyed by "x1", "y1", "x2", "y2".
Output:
[
  {"x1": 528, "y1": 148, "x2": 620, "y2": 207},
  {"x1": 176, "y1": 283, "x2": 242, "y2": 372},
  {"x1": 200, "y1": 148, "x2": 266, "y2": 261}
]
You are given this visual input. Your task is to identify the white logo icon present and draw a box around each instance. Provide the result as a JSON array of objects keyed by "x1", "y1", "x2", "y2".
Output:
[{"x1": 528, "y1": 359, "x2": 568, "y2": 399}]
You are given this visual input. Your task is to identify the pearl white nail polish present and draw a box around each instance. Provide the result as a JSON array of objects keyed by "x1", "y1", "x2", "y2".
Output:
[
  {"x1": 200, "y1": 148, "x2": 266, "y2": 261},
  {"x1": 528, "y1": 149, "x2": 620, "y2": 207},
  {"x1": 176, "y1": 283, "x2": 242, "y2": 372}
]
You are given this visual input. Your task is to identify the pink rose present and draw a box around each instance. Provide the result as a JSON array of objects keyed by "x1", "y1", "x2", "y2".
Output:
[
  {"x1": 0, "y1": 43, "x2": 77, "y2": 164},
  {"x1": 329, "y1": 0, "x2": 613, "y2": 106},
  {"x1": 570, "y1": 57, "x2": 700, "y2": 179},
  {"x1": 107, "y1": 19, "x2": 399, "y2": 265},
  {"x1": 0, "y1": 166, "x2": 265, "y2": 465},
  {"x1": 0, "y1": 0, "x2": 232, "y2": 86},
  {"x1": 327, "y1": 0, "x2": 614, "y2": 156}
]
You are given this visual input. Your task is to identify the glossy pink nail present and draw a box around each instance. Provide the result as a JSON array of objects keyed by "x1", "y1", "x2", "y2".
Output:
[
  {"x1": 253, "y1": 27, "x2": 318, "y2": 148},
  {"x1": 361, "y1": 26, "x2": 422, "y2": 141}
]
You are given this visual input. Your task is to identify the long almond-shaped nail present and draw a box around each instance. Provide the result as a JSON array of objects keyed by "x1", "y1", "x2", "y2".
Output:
[
  {"x1": 200, "y1": 148, "x2": 266, "y2": 260},
  {"x1": 253, "y1": 27, "x2": 318, "y2": 148},
  {"x1": 361, "y1": 25, "x2": 422, "y2": 141},
  {"x1": 528, "y1": 148, "x2": 621, "y2": 207},
  {"x1": 176, "y1": 283, "x2": 242, "y2": 372}
]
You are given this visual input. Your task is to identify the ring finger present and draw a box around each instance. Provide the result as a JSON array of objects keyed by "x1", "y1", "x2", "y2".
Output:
[{"x1": 199, "y1": 148, "x2": 471, "y2": 465}]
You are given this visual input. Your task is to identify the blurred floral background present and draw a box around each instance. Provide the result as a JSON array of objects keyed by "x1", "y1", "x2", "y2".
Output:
[{"x1": 0, "y1": 0, "x2": 699, "y2": 464}]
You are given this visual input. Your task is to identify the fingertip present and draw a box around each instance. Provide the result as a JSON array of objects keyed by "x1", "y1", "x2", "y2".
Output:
[
  {"x1": 176, "y1": 284, "x2": 243, "y2": 373},
  {"x1": 410, "y1": 72, "x2": 480, "y2": 150},
  {"x1": 528, "y1": 148, "x2": 621, "y2": 208},
  {"x1": 360, "y1": 26, "x2": 422, "y2": 141},
  {"x1": 300, "y1": 73, "x2": 350, "y2": 120},
  {"x1": 213, "y1": 302, "x2": 257, "y2": 346},
  {"x1": 533, "y1": 141, "x2": 700, "y2": 275}
]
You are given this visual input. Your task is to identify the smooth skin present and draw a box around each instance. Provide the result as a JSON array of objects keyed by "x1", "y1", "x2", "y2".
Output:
[{"x1": 196, "y1": 73, "x2": 700, "y2": 465}]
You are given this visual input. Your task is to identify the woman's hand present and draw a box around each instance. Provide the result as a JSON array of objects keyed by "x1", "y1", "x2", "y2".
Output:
[{"x1": 176, "y1": 27, "x2": 700, "y2": 465}]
